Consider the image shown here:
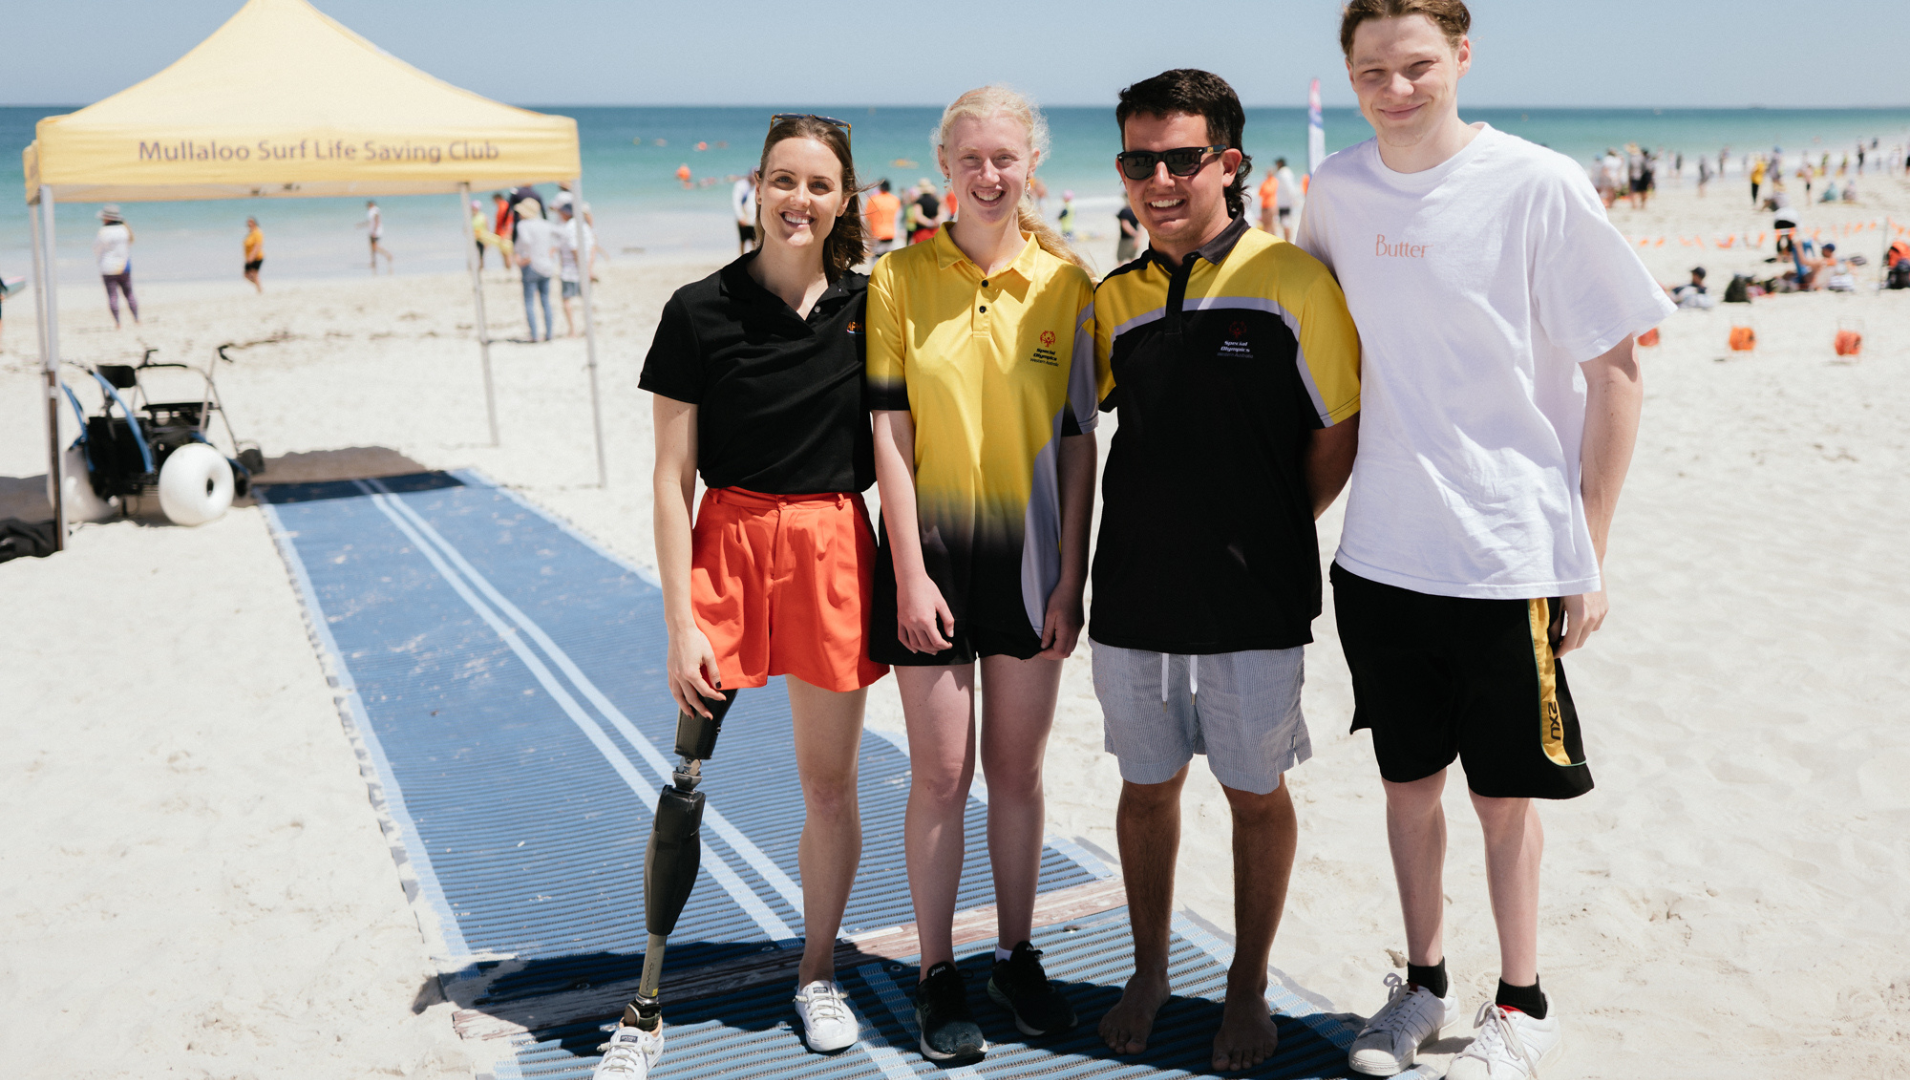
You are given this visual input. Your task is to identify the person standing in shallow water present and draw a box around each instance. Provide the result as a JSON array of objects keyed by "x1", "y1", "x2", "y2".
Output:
[
  {"x1": 591, "y1": 114, "x2": 889, "y2": 1079},
  {"x1": 866, "y1": 85, "x2": 1096, "y2": 1066}
]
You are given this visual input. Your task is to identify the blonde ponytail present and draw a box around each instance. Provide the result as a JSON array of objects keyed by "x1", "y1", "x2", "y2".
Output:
[
  {"x1": 934, "y1": 85, "x2": 1090, "y2": 273},
  {"x1": 1017, "y1": 199, "x2": 1090, "y2": 272}
]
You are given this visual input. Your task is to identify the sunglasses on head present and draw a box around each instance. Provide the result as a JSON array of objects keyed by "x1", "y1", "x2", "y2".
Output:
[
  {"x1": 770, "y1": 113, "x2": 853, "y2": 144},
  {"x1": 1116, "y1": 144, "x2": 1230, "y2": 181}
]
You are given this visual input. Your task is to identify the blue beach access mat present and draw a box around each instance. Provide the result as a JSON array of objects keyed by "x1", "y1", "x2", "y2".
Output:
[{"x1": 258, "y1": 471, "x2": 1358, "y2": 1079}]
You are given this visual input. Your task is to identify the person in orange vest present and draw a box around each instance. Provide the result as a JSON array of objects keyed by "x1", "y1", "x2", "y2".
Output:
[{"x1": 863, "y1": 178, "x2": 902, "y2": 256}]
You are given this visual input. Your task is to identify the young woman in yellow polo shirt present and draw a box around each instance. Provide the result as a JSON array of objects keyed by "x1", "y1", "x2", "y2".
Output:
[{"x1": 866, "y1": 85, "x2": 1099, "y2": 1063}]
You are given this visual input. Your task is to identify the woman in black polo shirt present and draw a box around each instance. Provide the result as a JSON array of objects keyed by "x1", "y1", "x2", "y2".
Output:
[{"x1": 634, "y1": 115, "x2": 883, "y2": 1058}]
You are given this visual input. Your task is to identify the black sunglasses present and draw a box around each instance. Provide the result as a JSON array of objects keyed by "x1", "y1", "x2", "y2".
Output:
[
  {"x1": 770, "y1": 113, "x2": 853, "y2": 144},
  {"x1": 1116, "y1": 144, "x2": 1230, "y2": 181}
]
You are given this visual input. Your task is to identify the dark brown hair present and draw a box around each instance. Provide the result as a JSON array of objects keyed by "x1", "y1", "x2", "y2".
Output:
[
  {"x1": 1339, "y1": 0, "x2": 1470, "y2": 57},
  {"x1": 1115, "y1": 69, "x2": 1253, "y2": 220},
  {"x1": 757, "y1": 116, "x2": 865, "y2": 281}
]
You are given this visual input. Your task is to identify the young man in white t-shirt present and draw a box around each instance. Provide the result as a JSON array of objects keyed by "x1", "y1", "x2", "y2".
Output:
[{"x1": 1295, "y1": 4, "x2": 1673, "y2": 1078}]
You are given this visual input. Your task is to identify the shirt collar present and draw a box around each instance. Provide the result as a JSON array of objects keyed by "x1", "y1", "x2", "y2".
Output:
[
  {"x1": 718, "y1": 251, "x2": 852, "y2": 316},
  {"x1": 1145, "y1": 213, "x2": 1250, "y2": 272},
  {"x1": 931, "y1": 225, "x2": 1043, "y2": 281}
]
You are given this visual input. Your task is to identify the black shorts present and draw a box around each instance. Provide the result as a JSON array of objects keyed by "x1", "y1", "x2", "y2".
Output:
[
  {"x1": 244, "y1": 259, "x2": 263, "y2": 272},
  {"x1": 738, "y1": 223, "x2": 757, "y2": 243},
  {"x1": 868, "y1": 513, "x2": 1044, "y2": 667},
  {"x1": 1331, "y1": 563, "x2": 1593, "y2": 800}
]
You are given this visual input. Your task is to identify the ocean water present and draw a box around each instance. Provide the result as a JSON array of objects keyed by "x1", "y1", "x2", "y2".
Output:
[{"x1": 4, "y1": 105, "x2": 1908, "y2": 287}]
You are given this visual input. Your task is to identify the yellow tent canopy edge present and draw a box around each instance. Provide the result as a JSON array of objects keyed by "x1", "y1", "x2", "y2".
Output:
[{"x1": 24, "y1": 0, "x2": 579, "y2": 204}]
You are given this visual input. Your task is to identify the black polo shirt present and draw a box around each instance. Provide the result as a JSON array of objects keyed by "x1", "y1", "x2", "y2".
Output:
[
  {"x1": 1087, "y1": 215, "x2": 1362, "y2": 654},
  {"x1": 640, "y1": 255, "x2": 875, "y2": 494}
]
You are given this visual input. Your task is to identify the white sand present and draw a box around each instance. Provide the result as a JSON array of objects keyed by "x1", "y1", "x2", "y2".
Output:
[{"x1": 3, "y1": 171, "x2": 1908, "y2": 1077}]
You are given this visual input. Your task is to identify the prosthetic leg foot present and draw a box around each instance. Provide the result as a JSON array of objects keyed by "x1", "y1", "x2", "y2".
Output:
[{"x1": 596, "y1": 690, "x2": 738, "y2": 1079}]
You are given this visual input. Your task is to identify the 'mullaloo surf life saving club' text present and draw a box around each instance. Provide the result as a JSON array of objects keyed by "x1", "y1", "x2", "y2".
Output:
[{"x1": 136, "y1": 138, "x2": 503, "y2": 164}]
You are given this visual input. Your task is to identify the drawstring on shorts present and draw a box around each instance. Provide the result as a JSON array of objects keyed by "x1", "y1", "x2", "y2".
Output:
[{"x1": 1160, "y1": 653, "x2": 1198, "y2": 704}]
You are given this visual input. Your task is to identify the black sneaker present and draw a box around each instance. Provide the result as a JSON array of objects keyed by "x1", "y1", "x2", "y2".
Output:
[
  {"x1": 914, "y1": 961, "x2": 986, "y2": 1063},
  {"x1": 987, "y1": 941, "x2": 1078, "y2": 1036}
]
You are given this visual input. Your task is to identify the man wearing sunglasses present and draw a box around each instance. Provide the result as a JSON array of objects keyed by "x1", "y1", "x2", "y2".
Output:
[{"x1": 1088, "y1": 68, "x2": 1362, "y2": 1073}]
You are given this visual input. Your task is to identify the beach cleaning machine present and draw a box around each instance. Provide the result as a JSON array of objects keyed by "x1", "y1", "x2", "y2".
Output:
[{"x1": 57, "y1": 346, "x2": 265, "y2": 527}]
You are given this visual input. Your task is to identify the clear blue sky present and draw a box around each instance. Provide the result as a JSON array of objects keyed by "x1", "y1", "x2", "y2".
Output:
[{"x1": 6, "y1": 0, "x2": 1907, "y2": 109}]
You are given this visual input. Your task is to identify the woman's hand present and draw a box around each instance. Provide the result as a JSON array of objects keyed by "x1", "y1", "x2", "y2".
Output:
[
  {"x1": 896, "y1": 572, "x2": 955, "y2": 654},
  {"x1": 667, "y1": 624, "x2": 725, "y2": 718},
  {"x1": 1035, "y1": 581, "x2": 1084, "y2": 660}
]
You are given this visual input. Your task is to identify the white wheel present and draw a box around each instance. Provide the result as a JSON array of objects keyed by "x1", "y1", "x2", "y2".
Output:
[
  {"x1": 50, "y1": 445, "x2": 116, "y2": 523},
  {"x1": 157, "y1": 443, "x2": 234, "y2": 526}
]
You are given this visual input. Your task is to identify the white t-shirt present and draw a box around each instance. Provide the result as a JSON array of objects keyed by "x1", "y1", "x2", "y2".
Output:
[
  {"x1": 515, "y1": 216, "x2": 560, "y2": 278},
  {"x1": 366, "y1": 205, "x2": 383, "y2": 239},
  {"x1": 94, "y1": 224, "x2": 131, "y2": 275},
  {"x1": 1274, "y1": 165, "x2": 1298, "y2": 208},
  {"x1": 1296, "y1": 124, "x2": 1675, "y2": 600},
  {"x1": 557, "y1": 218, "x2": 596, "y2": 282},
  {"x1": 732, "y1": 178, "x2": 756, "y2": 226}
]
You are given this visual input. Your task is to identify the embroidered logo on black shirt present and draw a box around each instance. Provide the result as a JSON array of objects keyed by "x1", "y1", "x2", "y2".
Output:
[{"x1": 1218, "y1": 320, "x2": 1253, "y2": 358}]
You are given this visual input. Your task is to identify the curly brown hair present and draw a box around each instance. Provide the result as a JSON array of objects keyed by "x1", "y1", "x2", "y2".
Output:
[{"x1": 756, "y1": 116, "x2": 865, "y2": 281}]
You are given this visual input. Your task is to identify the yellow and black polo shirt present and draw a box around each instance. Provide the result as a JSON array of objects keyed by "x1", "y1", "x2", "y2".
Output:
[
  {"x1": 866, "y1": 226, "x2": 1098, "y2": 641},
  {"x1": 1090, "y1": 214, "x2": 1361, "y2": 653}
]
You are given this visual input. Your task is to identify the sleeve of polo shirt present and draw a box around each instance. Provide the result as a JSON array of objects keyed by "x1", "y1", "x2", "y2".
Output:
[
  {"x1": 1091, "y1": 281, "x2": 1118, "y2": 411},
  {"x1": 865, "y1": 259, "x2": 910, "y2": 411},
  {"x1": 637, "y1": 293, "x2": 704, "y2": 404},
  {"x1": 1065, "y1": 273, "x2": 1099, "y2": 435},
  {"x1": 1294, "y1": 266, "x2": 1361, "y2": 428}
]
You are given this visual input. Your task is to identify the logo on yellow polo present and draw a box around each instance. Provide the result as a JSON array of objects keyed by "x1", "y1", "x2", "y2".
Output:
[{"x1": 1028, "y1": 331, "x2": 1060, "y2": 367}]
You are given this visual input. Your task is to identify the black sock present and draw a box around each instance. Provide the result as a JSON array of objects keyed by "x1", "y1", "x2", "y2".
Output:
[
  {"x1": 1495, "y1": 977, "x2": 1547, "y2": 1019},
  {"x1": 1406, "y1": 958, "x2": 1448, "y2": 999}
]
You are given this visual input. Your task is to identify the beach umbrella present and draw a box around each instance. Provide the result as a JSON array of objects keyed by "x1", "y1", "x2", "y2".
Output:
[{"x1": 21, "y1": 0, "x2": 609, "y2": 549}]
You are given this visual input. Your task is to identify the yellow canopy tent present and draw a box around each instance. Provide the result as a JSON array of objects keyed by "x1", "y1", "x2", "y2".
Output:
[{"x1": 23, "y1": 0, "x2": 606, "y2": 549}]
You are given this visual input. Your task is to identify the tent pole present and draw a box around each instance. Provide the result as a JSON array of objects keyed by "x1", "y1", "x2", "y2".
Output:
[
  {"x1": 459, "y1": 182, "x2": 500, "y2": 446},
  {"x1": 572, "y1": 176, "x2": 608, "y2": 488},
  {"x1": 36, "y1": 190, "x2": 67, "y2": 551}
]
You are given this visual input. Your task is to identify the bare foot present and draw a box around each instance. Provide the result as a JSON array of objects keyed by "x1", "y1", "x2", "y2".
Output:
[
  {"x1": 1211, "y1": 989, "x2": 1279, "y2": 1072},
  {"x1": 1098, "y1": 969, "x2": 1170, "y2": 1054}
]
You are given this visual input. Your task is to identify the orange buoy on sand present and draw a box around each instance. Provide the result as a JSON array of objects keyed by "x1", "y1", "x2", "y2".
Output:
[
  {"x1": 1728, "y1": 325, "x2": 1756, "y2": 352},
  {"x1": 1637, "y1": 327, "x2": 1660, "y2": 347},
  {"x1": 1834, "y1": 330, "x2": 1863, "y2": 356}
]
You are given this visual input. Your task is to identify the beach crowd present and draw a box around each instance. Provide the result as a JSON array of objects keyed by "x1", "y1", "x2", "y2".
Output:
[{"x1": 595, "y1": 2, "x2": 1698, "y2": 1079}]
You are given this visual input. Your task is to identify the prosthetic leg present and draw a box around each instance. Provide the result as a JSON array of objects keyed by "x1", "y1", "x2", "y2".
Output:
[{"x1": 614, "y1": 690, "x2": 739, "y2": 1047}]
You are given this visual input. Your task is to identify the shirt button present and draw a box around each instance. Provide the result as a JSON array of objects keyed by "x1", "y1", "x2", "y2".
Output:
[
  {"x1": 981, "y1": 279, "x2": 988, "y2": 286},
  {"x1": 979, "y1": 305, "x2": 987, "y2": 313}
]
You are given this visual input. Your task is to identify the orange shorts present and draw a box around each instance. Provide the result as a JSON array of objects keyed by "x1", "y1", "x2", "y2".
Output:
[{"x1": 690, "y1": 487, "x2": 889, "y2": 693}]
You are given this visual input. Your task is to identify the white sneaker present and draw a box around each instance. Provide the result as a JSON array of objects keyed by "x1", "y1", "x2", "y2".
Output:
[
  {"x1": 1446, "y1": 1002, "x2": 1563, "y2": 1079},
  {"x1": 1348, "y1": 972, "x2": 1459, "y2": 1076},
  {"x1": 793, "y1": 979, "x2": 859, "y2": 1053},
  {"x1": 592, "y1": 1023, "x2": 663, "y2": 1079}
]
